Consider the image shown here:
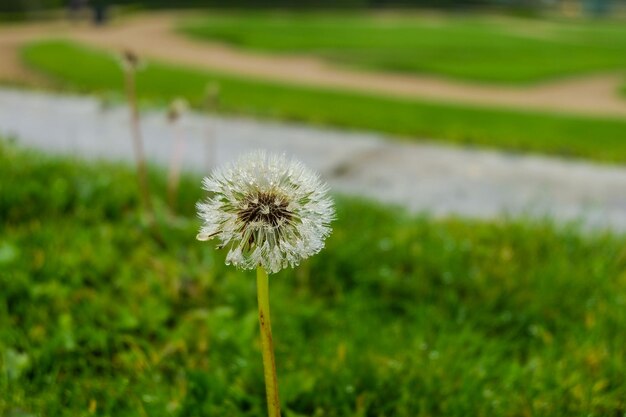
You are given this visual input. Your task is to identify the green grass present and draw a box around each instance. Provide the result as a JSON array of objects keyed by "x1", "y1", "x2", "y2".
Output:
[
  {"x1": 21, "y1": 40, "x2": 626, "y2": 164},
  {"x1": 180, "y1": 12, "x2": 626, "y2": 84},
  {"x1": 2, "y1": 140, "x2": 626, "y2": 416}
]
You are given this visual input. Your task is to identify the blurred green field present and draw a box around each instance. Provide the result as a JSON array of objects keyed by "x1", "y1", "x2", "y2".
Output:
[
  {"x1": 180, "y1": 13, "x2": 626, "y2": 84},
  {"x1": 2, "y1": 140, "x2": 626, "y2": 416},
  {"x1": 22, "y1": 40, "x2": 626, "y2": 163}
]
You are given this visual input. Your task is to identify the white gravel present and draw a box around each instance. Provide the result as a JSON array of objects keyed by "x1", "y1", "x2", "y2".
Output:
[{"x1": 1, "y1": 88, "x2": 625, "y2": 232}]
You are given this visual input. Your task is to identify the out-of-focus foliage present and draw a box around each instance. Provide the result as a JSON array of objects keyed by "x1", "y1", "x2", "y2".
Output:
[
  {"x1": 76, "y1": 0, "x2": 542, "y2": 10},
  {"x1": 107, "y1": 0, "x2": 620, "y2": 14},
  {"x1": 0, "y1": 0, "x2": 487, "y2": 12},
  {"x1": 0, "y1": 0, "x2": 63, "y2": 13},
  {"x1": 2, "y1": 0, "x2": 616, "y2": 13},
  {"x1": 1, "y1": 140, "x2": 626, "y2": 416}
]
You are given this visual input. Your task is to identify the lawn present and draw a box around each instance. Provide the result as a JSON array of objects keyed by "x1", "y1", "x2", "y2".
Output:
[
  {"x1": 180, "y1": 12, "x2": 626, "y2": 84},
  {"x1": 21, "y1": 40, "x2": 626, "y2": 164},
  {"x1": 2, "y1": 139, "x2": 626, "y2": 416}
]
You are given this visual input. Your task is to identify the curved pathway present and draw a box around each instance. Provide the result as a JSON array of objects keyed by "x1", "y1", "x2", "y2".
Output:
[
  {"x1": 1, "y1": 13, "x2": 626, "y2": 117},
  {"x1": 1, "y1": 87, "x2": 625, "y2": 232}
]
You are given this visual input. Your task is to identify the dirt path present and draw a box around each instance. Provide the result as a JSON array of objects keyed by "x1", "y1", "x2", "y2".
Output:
[
  {"x1": 0, "y1": 22, "x2": 63, "y2": 85},
  {"x1": 2, "y1": 13, "x2": 626, "y2": 117}
]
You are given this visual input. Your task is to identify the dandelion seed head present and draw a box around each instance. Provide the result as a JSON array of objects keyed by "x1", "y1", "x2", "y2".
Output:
[
  {"x1": 196, "y1": 151, "x2": 334, "y2": 274},
  {"x1": 118, "y1": 49, "x2": 146, "y2": 73},
  {"x1": 167, "y1": 98, "x2": 188, "y2": 123}
]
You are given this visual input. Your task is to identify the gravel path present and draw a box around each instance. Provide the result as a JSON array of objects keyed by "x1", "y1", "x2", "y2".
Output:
[{"x1": 2, "y1": 88, "x2": 626, "y2": 232}]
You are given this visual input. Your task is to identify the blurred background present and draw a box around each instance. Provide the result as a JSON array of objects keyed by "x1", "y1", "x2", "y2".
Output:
[
  {"x1": 2, "y1": 0, "x2": 625, "y2": 18},
  {"x1": 1, "y1": 0, "x2": 626, "y2": 416}
]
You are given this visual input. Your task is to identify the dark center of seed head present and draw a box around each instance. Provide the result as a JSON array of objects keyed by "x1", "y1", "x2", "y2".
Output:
[{"x1": 238, "y1": 192, "x2": 292, "y2": 227}]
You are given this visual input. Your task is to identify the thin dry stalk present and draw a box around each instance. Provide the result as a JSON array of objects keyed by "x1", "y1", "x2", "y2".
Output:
[
  {"x1": 204, "y1": 83, "x2": 220, "y2": 170},
  {"x1": 124, "y1": 69, "x2": 154, "y2": 218},
  {"x1": 121, "y1": 50, "x2": 162, "y2": 247},
  {"x1": 167, "y1": 120, "x2": 185, "y2": 214}
]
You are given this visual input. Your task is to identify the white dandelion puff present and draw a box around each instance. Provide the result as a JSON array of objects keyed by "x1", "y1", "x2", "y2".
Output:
[{"x1": 196, "y1": 151, "x2": 335, "y2": 274}]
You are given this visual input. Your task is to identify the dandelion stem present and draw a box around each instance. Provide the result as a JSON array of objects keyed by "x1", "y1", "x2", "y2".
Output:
[
  {"x1": 256, "y1": 266, "x2": 281, "y2": 417},
  {"x1": 167, "y1": 121, "x2": 184, "y2": 214},
  {"x1": 124, "y1": 69, "x2": 153, "y2": 218}
]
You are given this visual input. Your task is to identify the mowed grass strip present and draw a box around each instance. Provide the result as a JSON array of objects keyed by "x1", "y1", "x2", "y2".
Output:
[
  {"x1": 2, "y1": 140, "x2": 626, "y2": 416},
  {"x1": 22, "y1": 40, "x2": 626, "y2": 163},
  {"x1": 180, "y1": 12, "x2": 626, "y2": 84}
]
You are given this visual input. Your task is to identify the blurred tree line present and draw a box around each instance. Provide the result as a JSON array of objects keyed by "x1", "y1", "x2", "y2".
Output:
[
  {"x1": 0, "y1": 0, "x2": 618, "y2": 15},
  {"x1": 0, "y1": 0, "x2": 558, "y2": 11},
  {"x1": 1, "y1": 0, "x2": 63, "y2": 13},
  {"x1": 106, "y1": 0, "x2": 554, "y2": 8}
]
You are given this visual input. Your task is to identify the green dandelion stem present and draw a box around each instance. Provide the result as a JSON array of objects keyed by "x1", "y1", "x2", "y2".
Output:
[{"x1": 256, "y1": 266, "x2": 281, "y2": 417}]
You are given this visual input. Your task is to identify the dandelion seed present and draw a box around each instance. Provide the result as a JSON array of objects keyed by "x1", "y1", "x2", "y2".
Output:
[{"x1": 196, "y1": 151, "x2": 334, "y2": 274}]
